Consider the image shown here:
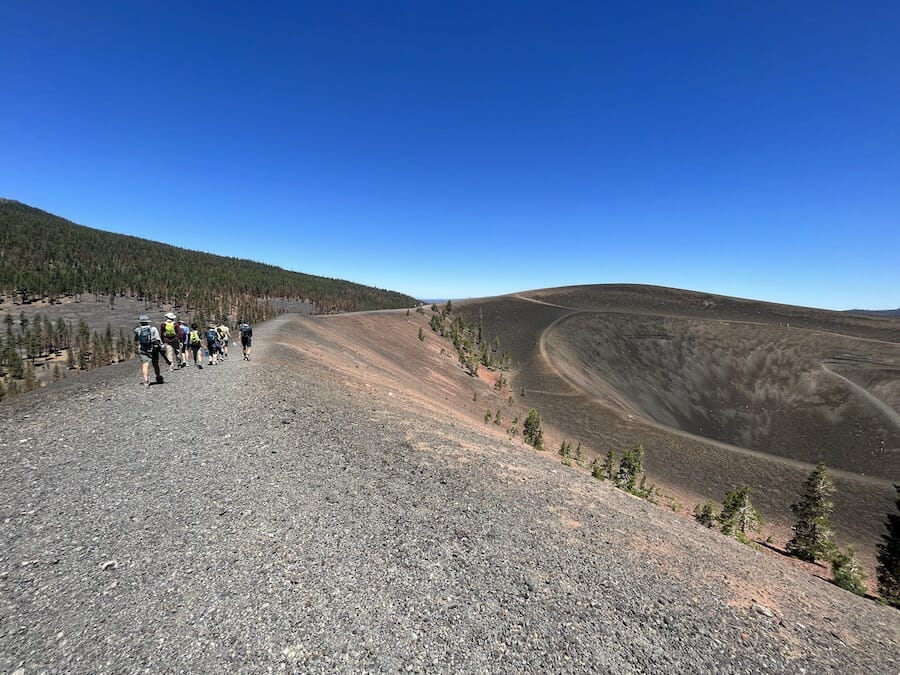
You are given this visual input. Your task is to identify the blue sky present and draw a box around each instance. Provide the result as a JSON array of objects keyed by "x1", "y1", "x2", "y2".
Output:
[{"x1": 2, "y1": 2, "x2": 898, "y2": 309}]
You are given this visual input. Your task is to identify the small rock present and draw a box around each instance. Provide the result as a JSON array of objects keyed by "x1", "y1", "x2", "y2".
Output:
[
  {"x1": 753, "y1": 603, "x2": 774, "y2": 618},
  {"x1": 101, "y1": 560, "x2": 118, "y2": 571}
]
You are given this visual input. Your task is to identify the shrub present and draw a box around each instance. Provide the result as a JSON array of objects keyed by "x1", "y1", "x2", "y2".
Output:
[{"x1": 694, "y1": 501, "x2": 718, "y2": 528}]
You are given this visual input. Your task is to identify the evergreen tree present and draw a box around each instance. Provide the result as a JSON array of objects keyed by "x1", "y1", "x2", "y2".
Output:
[
  {"x1": 574, "y1": 442, "x2": 583, "y2": 466},
  {"x1": 876, "y1": 483, "x2": 900, "y2": 607},
  {"x1": 558, "y1": 440, "x2": 572, "y2": 465},
  {"x1": 718, "y1": 485, "x2": 762, "y2": 542},
  {"x1": 523, "y1": 409, "x2": 543, "y2": 450},
  {"x1": 616, "y1": 445, "x2": 645, "y2": 492},
  {"x1": 786, "y1": 462, "x2": 837, "y2": 562},
  {"x1": 831, "y1": 545, "x2": 867, "y2": 596},
  {"x1": 601, "y1": 449, "x2": 617, "y2": 481}
]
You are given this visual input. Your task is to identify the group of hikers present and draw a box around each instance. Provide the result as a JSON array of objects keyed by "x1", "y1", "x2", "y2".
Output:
[{"x1": 133, "y1": 312, "x2": 253, "y2": 387}]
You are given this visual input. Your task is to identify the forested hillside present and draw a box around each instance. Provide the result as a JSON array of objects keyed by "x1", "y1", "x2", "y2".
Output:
[{"x1": 0, "y1": 199, "x2": 417, "y2": 313}]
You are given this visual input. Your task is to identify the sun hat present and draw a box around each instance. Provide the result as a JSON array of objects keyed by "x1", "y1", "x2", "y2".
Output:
[
  {"x1": 138, "y1": 315, "x2": 150, "y2": 323},
  {"x1": 165, "y1": 312, "x2": 176, "y2": 320}
]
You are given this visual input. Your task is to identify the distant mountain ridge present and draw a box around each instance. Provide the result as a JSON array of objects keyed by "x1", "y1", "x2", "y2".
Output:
[
  {"x1": 0, "y1": 199, "x2": 418, "y2": 315},
  {"x1": 845, "y1": 308, "x2": 900, "y2": 318}
]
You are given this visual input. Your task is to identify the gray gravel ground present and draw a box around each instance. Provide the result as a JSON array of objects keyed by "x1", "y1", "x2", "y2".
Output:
[{"x1": 1, "y1": 314, "x2": 898, "y2": 673}]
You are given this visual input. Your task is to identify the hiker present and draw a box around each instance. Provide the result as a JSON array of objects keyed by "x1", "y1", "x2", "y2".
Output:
[
  {"x1": 239, "y1": 322, "x2": 252, "y2": 360},
  {"x1": 179, "y1": 320, "x2": 191, "y2": 365},
  {"x1": 134, "y1": 315, "x2": 163, "y2": 387},
  {"x1": 160, "y1": 312, "x2": 184, "y2": 371},
  {"x1": 218, "y1": 323, "x2": 231, "y2": 358},
  {"x1": 187, "y1": 322, "x2": 203, "y2": 368},
  {"x1": 206, "y1": 322, "x2": 221, "y2": 366}
]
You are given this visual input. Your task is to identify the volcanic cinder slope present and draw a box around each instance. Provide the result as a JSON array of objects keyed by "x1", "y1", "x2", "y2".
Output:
[
  {"x1": 453, "y1": 285, "x2": 900, "y2": 571},
  {"x1": 2, "y1": 307, "x2": 899, "y2": 671}
]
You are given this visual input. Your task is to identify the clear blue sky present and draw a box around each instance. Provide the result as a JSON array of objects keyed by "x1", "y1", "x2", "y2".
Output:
[{"x1": 2, "y1": 2, "x2": 898, "y2": 309}]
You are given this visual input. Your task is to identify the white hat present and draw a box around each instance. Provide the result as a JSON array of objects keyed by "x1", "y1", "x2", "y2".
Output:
[{"x1": 165, "y1": 312, "x2": 176, "y2": 320}]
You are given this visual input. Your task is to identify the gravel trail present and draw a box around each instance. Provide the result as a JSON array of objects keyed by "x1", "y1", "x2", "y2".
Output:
[{"x1": 1, "y1": 314, "x2": 898, "y2": 673}]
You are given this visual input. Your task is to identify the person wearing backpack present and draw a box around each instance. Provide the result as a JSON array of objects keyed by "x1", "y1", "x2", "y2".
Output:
[
  {"x1": 134, "y1": 315, "x2": 163, "y2": 387},
  {"x1": 160, "y1": 312, "x2": 185, "y2": 371},
  {"x1": 206, "y1": 322, "x2": 221, "y2": 366},
  {"x1": 187, "y1": 322, "x2": 203, "y2": 369},
  {"x1": 178, "y1": 321, "x2": 191, "y2": 367},
  {"x1": 239, "y1": 322, "x2": 253, "y2": 360},
  {"x1": 217, "y1": 323, "x2": 231, "y2": 359}
]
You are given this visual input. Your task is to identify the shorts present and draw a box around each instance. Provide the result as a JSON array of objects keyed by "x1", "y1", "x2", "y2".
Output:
[
  {"x1": 241, "y1": 336, "x2": 252, "y2": 347},
  {"x1": 138, "y1": 350, "x2": 153, "y2": 364}
]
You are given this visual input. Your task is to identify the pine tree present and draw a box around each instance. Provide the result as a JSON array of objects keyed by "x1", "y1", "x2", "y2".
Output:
[
  {"x1": 876, "y1": 483, "x2": 900, "y2": 607},
  {"x1": 719, "y1": 485, "x2": 762, "y2": 542},
  {"x1": 616, "y1": 446, "x2": 645, "y2": 492},
  {"x1": 786, "y1": 463, "x2": 837, "y2": 562},
  {"x1": 523, "y1": 409, "x2": 543, "y2": 450},
  {"x1": 601, "y1": 449, "x2": 617, "y2": 481},
  {"x1": 558, "y1": 440, "x2": 572, "y2": 465},
  {"x1": 831, "y1": 546, "x2": 867, "y2": 596}
]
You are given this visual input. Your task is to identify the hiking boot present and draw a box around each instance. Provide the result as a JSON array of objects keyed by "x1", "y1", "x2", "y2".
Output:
[{"x1": 198, "y1": 364, "x2": 203, "y2": 369}]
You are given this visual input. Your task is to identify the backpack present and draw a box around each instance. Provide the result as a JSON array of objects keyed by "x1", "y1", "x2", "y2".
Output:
[
  {"x1": 240, "y1": 324, "x2": 251, "y2": 336},
  {"x1": 163, "y1": 321, "x2": 177, "y2": 339},
  {"x1": 206, "y1": 328, "x2": 219, "y2": 344},
  {"x1": 189, "y1": 330, "x2": 201, "y2": 346},
  {"x1": 138, "y1": 326, "x2": 153, "y2": 351}
]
